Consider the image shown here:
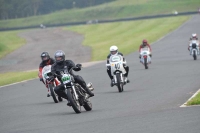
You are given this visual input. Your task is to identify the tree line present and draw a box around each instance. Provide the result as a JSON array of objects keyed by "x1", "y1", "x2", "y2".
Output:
[{"x1": 0, "y1": 0, "x2": 114, "y2": 20}]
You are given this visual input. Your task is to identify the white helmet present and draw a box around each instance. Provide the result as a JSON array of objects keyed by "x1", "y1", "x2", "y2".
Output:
[
  {"x1": 192, "y1": 33, "x2": 197, "y2": 39},
  {"x1": 110, "y1": 45, "x2": 118, "y2": 55}
]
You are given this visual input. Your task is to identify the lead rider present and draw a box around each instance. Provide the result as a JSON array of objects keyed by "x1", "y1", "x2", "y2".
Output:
[{"x1": 50, "y1": 50, "x2": 94, "y2": 105}]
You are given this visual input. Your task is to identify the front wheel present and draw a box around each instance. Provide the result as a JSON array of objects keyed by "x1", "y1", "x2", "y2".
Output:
[
  {"x1": 193, "y1": 51, "x2": 197, "y2": 60},
  {"x1": 67, "y1": 89, "x2": 81, "y2": 114},
  {"x1": 49, "y1": 84, "x2": 58, "y2": 103},
  {"x1": 144, "y1": 58, "x2": 148, "y2": 69},
  {"x1": 116, "y1": 73, "x2": 123, "y2": 92}
]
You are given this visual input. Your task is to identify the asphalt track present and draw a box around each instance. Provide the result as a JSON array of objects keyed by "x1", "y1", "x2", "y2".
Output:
[
  {"x1": 0, "y1": 15, "x2": 200, "y2": 133},
  {"x1": 0, "y1": 28, "x2": 91, "y2": 73}
]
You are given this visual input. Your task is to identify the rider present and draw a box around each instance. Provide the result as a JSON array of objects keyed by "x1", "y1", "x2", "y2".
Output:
[
  {"x1": 38, "y1": 52, "x2": 60, "y2": 97},
  {"x1": 189, "y1": 33, "x2": 198, "y2": 41},
  {"x1": 50, "y1": 50, "x2": 94, "y2": 106},
  {"x1": 188, "y1": 34, "x2": 200, "y2": 54},
  {"x1": 139, "y1": 39, "x2": 152, "y2": 58},
  {"x1": 107, "y1": 46, "x2": 129, "y2": 87}
]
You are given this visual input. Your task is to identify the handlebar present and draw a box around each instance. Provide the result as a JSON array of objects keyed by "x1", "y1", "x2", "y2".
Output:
[{"x1": 106, "y1": 62, "x2": 127, "y2": 66}]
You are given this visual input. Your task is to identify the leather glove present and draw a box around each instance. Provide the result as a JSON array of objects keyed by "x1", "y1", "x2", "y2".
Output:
[
  {"x1": 107, "y1": 66, "x2": 111, "y2": 70},
  {"x1": 39, "y1": 78, "x2": 43, "y2": 81},
  {"x1": 76, "y1": 63, "x2": 82, "y2": 68},
  {"x1": 47, "y1": 76, "x2": 54, "y2": 82}
]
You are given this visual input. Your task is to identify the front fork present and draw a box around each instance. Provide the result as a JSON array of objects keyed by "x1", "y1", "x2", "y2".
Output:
[
  {"x1": 65, "y1": 83, "x2": 79, "y2": 100},
  {"x1": 114, "y1": 73, "x2": 123, "y2": 83},
  {"x1": 140, "y1": 56, "x2": 150, "y2": 64},
  {"x1": 190, "y1": 47, "x2": 200, "y2": 55}
]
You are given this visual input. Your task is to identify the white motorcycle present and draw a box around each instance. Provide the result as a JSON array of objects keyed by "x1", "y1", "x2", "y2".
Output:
[
  {"x1": 189, "y1": 40, "x2": 199, "y2": 60},
  {"x1": 106, "y1": 55, "x2": 128, "y2": 92},
  {"x1": 140, "y1": 47, "x2": 151, "y2": 69},
  {"x1": 42, "y1": 65, "x2": 62, "y2": 103}
]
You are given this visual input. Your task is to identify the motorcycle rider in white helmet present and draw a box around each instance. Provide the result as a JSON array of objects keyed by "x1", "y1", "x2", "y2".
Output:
[
  {"x1": 106, "y1": 45, "x2": 129, "y2": 87},
  {"x1": 188, "y1": 33, "x2": 200, "y2": 54}
]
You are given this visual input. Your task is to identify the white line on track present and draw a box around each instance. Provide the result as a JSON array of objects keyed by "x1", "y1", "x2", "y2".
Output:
[
  {"x1": 180, "y1": 89, "x2": 200, "y2": 107},
  {"x1": 0, "y1": 78, "x2": 37, "y2": 88},
  {"x1": 0, "y1": 60, "x2": 105, "y2": 88}
]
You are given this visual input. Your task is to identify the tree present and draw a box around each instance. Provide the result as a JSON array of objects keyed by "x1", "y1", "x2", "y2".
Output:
[{"x1": 31, "y1": 0, "x2": 42, "y2": 16}]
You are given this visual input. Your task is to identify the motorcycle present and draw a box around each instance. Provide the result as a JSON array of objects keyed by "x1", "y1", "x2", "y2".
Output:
[
  {"x1": 106, "y1": 55, "x2": 128, "y2": 92},
  {"x1": 42, "y1": 65, "x2": 62, "y2": 103},
  {"x1": 189, "y1": 40, "x2": 199, "y2": 60},
  {"x1": 140, "y1": 47, "x2": 151, "y2": 69},
  {"x1": 52, "y1": 65, "x2": 94, "y2": 114}
]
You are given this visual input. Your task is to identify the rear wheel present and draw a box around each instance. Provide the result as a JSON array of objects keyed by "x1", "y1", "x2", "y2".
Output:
[
  {"x1": 67, "y1": 89, "x2": 81, "y2": 114},
  {"x1": 49, "y1": 84, "x2": 58, "y2": 103},
  {"x1": 116, "y1": 73, "x2": 123, "y2": 92},
  {"x1": 83, "y1": 98, "x2": 92, "y2": 111}
]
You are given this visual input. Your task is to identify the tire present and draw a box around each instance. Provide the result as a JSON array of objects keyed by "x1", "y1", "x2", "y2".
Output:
[
  {"x1": 67, "y1": 89, "x2": 81, "y2": 114},
  {"x1": 83, "y1": 100, "x2": 92, "y2": 111},
  {"x1": 144, "y1": 58, "x2": 148, "y2": 69},
  {"x1": 49, "y1": 84, "x2": 58, "y2": 103},
  {"x1": 116, "y1": 73, "x2": 123, "y2": 92},
  {"x1": 193, "y1": 51, "x2": 197, "y2": 60}
]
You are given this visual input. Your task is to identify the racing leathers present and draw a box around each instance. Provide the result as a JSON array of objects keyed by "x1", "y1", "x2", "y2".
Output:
[
  {"x1": 38, "y1": 58, "x2": 60, "y2": 87},
  {"x1": 139, "y1": 43, "x2": 152, "y2": 57},
  {"x1": 51, "y1": 60, "x2": 94, "y2": 99},
  {"x1": 188, "y1": 39, "x2": 200, "y2": 55},
  {"x1": 107, "y1": 52, "x2": 129, "y2": 80}
]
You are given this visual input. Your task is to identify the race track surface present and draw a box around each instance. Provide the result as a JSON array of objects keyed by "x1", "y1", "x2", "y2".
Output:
[
  {"x1": 0, "y1": 28, "x2": 91, "y2": 73},
  {"x1": 0, "y1": 15, "x2": 200, "y2": 133}
]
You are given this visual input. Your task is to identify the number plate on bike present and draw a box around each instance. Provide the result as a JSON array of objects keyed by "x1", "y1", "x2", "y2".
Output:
[{"x1": 61, "y1": 74, "x2": 71, "y2": 84}]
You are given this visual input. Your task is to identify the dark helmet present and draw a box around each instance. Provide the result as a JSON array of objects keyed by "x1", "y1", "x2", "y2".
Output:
[
  {"x1": 54, "y1": 50, "x2": 65, "y2": 64},
  {"x1": 41, "y1": 52, "x2": 50, "y2": 62}
]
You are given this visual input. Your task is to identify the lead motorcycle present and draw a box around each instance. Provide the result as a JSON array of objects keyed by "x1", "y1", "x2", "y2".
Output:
[
  {"x1": 42, "y1": 65, "x2": 62, "y2": 103},
  {"x1": 140, "y1": 47, "x2": 151, "y2": 69},
  {"x1": 189, "y1": 40, "x2": 199, "y2": 60},
  {"x1": 50, "y1": 66, "x2": 94, "y2": 114},
  {"x1": 106, "y1": 55, "x2": 128, "y2": 92}
]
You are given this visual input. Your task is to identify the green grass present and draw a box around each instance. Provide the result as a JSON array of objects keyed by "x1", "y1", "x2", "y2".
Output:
[
  {"x1": 0, "y1": 71, "x2": 38, "y2": 86},
  {"x1": 65, "y1": 16, "x2": 189, "y2": 61},
  {"x1": 186, "y1": 92, "x2": 200, "y2": 105},
  {"x1": 0, "y1": 0, "x2": 199, "y2": 29},
  {"x1": 0, "y1": 16, "x2": 190, "y2": 86},
  {"x1": 0, "y1": 30, "x2": 26, "y2": 59}
]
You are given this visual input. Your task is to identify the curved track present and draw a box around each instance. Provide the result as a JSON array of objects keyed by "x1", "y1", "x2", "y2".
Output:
[
  {"x1": 0, "y1": 28, "x2": 91, "y2": 73},
  {"x1": 0, "y1": 15, "x2": 200, "y2": 133}
]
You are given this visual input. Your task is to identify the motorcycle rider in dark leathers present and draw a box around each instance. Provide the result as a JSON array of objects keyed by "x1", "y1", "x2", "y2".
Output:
[{"x1": 50, "y1": 50, "x2": 94, "y2": 106}]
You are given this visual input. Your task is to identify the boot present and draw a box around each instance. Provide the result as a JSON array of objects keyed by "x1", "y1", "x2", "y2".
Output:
[
  {"x1": 111, "y1": 79, "x2": 114, "y2": 87},
  {"x1": 84, "y1": 86, "x2": 94, "y2": 97},
  {"x1": 67, "y1": 100, "x2": 71, "y2": 106}
]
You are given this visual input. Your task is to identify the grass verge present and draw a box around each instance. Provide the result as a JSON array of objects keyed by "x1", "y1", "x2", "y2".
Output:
[
  {"x1": 0, "y1": 0, "x2": 199, "y2": 29},
  {"x1": 0, "y1": 71, "x2": 38, "y2": 87},
  {"x1": 186, "y1": 91, "x2": 200, "y2": 105},
  {"x1": 66, "y1": 16, "x2": 189, "y2": 61},
  {"x1": 0, "y1": 16, "x2": 190, "y2": 86},
  {"x1": 0, "y1": 30, "x2": 26, "y2": 59}
]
